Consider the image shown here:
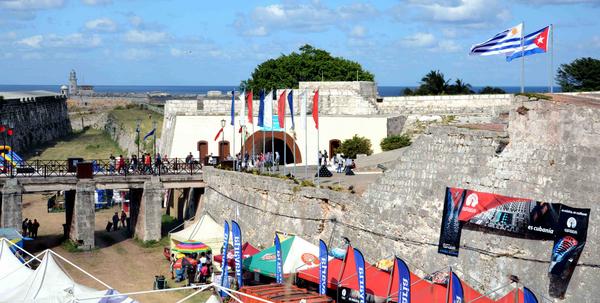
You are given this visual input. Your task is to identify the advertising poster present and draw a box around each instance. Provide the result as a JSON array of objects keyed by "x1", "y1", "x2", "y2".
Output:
[
  {"x1": 438, "y1": 187, "x2": 466, "y2": 256},
  {"x1": 548, "y1": 206, "x2": 590, "y2": 298}
]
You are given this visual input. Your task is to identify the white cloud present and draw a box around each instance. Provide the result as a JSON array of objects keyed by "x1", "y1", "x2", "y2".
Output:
[
  {"x1": 81, "y1": 0, "x2": 112, "y2": 5},
  {"x1": 401, "y1": 33, "x2": 436, "y2": 47},
  {"x1": 519, "y1": 0, "x2": 600, "y2": 4},
  {"x1": 350, "y1": 25, "x2": 367, "y2": 38},
  {"x1": 121, "y1": 48, "x2": 152, "y2": 60},
  {"x1": 432, "y1": 40, "x2": 461, "y2": 52},
  {"x1": 399, "y1": 0, "x2": 511, "y2": 28},
  {"x1": 0, "y1": 0, "x2": 64, "y2": 10},
  {"x1": 85, "y1": 18, "x2": 117, "y2": 32},
  {"x1": 17, "y1": 35, "x2": 43, "y2": 48},
  {"x1": 236, "y1": 2, "x2": 378, "y2": 36},
  {"x1": 17, "y1": 33, "x2": 102, "y2": 48},
  {"x1": 129, "y1": 15, "x2": 143, "y2": 27},
  {"x1": 124, "y1": 29, "x2": 168, "y2": 44}
]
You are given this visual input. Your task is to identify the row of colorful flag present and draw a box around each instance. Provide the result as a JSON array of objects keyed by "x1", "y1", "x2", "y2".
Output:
[{"x1": 470, "y1": 23, "x2": 551, "y2": 62}]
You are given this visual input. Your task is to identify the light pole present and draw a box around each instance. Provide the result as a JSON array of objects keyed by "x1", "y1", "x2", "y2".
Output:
[
  {"x1": 241, "y1": 124, "x2": 247, "y2": 171},
  {"x1": 152, "y1": 120, "x2": 157, "y2": 160},
  {"x1": 135, "y1": 119, "x2": 141, "y2": 160},
  {"x1": 0, "y1": 124, "x2": 5, "y2": 175},
  {"x1": 7, "y1": 122, "x2": 14, "y2": 178},
  {"x1": 220, "y1": 119, "x2": 226, "y2": 162}
]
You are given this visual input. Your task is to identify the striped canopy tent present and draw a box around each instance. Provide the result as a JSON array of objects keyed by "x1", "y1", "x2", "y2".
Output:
[
  {"x1": 170, "y1": 213, "x2": 224, "y2": 253},
  {"x1": 172, "y1": 241, "x2": 211, "y2": 254},
  {"x1": 242, "y1": 235, "x2": 321, "y2": 277}
]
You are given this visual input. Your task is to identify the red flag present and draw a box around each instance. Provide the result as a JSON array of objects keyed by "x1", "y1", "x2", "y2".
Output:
[
  {"x1": 278, "y1": 90, "x2": 286, "y2": 128},
  {"x1": 246, "y1": 90, "x2": 253, "y2": 124},
  {"x1": 214, "y1": 128, "x2": 224, "y2": 141},
  {"x1": 238, "y1": 126, "x2": 243, "y2": 133},
  {"x1": 312, "y1": 89, "x2": 319, "y2": 129}
]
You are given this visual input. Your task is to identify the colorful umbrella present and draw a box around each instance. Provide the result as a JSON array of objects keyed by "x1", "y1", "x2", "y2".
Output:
[{"x1": 172, "y1": 241, "x2": 211, "y2": 254}]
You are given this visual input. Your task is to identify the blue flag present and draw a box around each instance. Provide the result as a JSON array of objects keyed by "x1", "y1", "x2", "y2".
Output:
[
  {"x1": 451, "y1": 272, "x2": 464, "y2": 303},
  {"x1": 230, "y1": 90, "x2": 235, "y2": 126},
  {"x1": 318, "y1": 240, "x2": 328, "y2": 295},
  {"x1": 506, "y1": 26, "x2": 550, "y2": 62},
  {"x1": 220, "y1": 221, "x2": 230, "y2": 297},
  {"x1": 287, "y1": 90, "x2": 295, "y2": 129},
  {"x1": 257, "y1": 90, "x2": 265, "y2": 127},
  {"x1": 523, "y1": 287, "x2": 539, "y2": 303},
  {"x1": 143, "y1": 128, "x2": 155, "y2": 141},
  {"x1": 274, "y1": 234, "x2": 283, "y2": 283},
  {"x1": 354, "y1": 248, "x2": 366, "y2": 303},
  {"x1": 395, "y1": 257, "x2": 411, "y2": 303},
  {"x1": 232, "y1": 221, "x2": 243, "y2": 288}
]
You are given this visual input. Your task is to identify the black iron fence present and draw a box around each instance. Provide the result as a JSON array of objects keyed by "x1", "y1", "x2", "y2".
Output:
[{"x1": 0, "y1": 158, "x2": 202, "y2": 178}]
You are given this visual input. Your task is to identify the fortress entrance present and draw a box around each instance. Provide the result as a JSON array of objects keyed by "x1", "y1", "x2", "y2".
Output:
[{"x1": 243, "y1": 131, "x2": 302, "y2": 164}]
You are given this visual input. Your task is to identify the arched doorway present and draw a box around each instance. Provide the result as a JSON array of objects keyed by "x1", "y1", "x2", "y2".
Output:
[
  {"x1": 329, "y1": 139, "x2": 341, "y2": 157},
  {"x1": 219, "y1": 141, "x2": 230, "y2": 161},
  {"x1": 243, "y1": 131, "x2": 302, "y2": 164},
  {"x1": 197, "y1": 141, "x2": 208, "y2": 164}
]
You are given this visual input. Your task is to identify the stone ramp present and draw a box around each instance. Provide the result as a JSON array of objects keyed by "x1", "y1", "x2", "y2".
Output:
[{"x1": 354, "y1": 148, "x2": 406, "y2": 172}]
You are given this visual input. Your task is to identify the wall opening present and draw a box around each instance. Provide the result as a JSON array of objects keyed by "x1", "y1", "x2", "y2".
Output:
[
  {"x1": 197, "y1": 140, "x2": 208, "y2": 164},
  {"x1": 219, "y1": 141, "x2": 230, "y2": 161},
  {"x1": 329, "y1": 139, "x2": 341, "y2": 158},
  {"x1": 243, "y1": 131, "x2": 302, "y2": 164}
]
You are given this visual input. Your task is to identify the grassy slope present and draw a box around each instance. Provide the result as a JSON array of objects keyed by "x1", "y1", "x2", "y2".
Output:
[
  {"x1": 110, "y1": 107, "x2": 163, "y2": 137},
  {"x1": 30, "y1": 128, "x2": 125, "y2": 160}
]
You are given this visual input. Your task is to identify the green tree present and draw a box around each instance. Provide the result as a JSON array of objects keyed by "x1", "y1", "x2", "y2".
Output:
[
  {"x1": 403, "y1": 70, "x2": 474, "y2": 96},
  {"x1": 479, "y1": 86, "x2": 506, "y2": 94},
  {"x1": 338, "y1": 135, "x2": 373, "y2": 159},
  {"x1": 380, "y1": 134, "x2": 412, "y2": 151},
  {"x1": 557, "y1": 57, "x2": 600, "y2": 92},
  {"x1": 447, "y1": 79, "x2": 474, "y2": 95},
  {"x1": 242, "y1": 45, "x2": 374, "y2": 91}
]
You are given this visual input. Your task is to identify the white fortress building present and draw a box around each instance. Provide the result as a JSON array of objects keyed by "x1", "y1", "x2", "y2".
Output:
[{"x1": 161, "y1": 81, "x2": 513, "y2": 166}]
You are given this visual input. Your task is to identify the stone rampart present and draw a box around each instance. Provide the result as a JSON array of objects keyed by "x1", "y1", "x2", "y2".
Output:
[{"x1": 199, "y1": 96, "x2": 600, "y2": 302}]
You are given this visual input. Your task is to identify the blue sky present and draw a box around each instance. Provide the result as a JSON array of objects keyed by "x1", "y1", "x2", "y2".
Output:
[{"x1": 0, "y1": 0, "x2": 599, "y2": 86}]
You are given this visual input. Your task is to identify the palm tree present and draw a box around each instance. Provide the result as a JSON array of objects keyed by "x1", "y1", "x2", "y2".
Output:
[
  {"x1": 418, "y1": 70, "x2": 449, "y2": 95},
  {"x1": 449, "y1": 79, "x2": 474, "y2": 95}
]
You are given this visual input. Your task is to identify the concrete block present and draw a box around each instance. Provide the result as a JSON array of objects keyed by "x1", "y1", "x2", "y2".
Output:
[
  {"x1": 1, "y1": 179, "x2": 23, "y2": 230},
  {"x1": 70, "y1": 180, "x2": 96, "y2": 250},
  {"x1": 135, "y1": 176, "x2": 163, "y2": 242}
]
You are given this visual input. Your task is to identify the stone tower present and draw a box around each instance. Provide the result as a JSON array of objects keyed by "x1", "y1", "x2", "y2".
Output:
[{"x1": 69, "y1": 69, "x2": 78, "y2": 95}]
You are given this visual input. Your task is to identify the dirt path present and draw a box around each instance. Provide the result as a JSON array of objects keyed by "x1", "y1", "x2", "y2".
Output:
[{"x1": 21, "y1": 193, "x2": 208, "y2": 303}]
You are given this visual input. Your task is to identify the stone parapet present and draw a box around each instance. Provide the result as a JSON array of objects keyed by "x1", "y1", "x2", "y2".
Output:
[{"x1": 1, "y1": 179, "x2": 23, "y2": 230}]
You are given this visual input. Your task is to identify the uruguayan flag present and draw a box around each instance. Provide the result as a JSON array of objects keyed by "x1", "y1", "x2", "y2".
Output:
[{"x1": 470, "y1": 23, "x2": 523, "y2": 56}]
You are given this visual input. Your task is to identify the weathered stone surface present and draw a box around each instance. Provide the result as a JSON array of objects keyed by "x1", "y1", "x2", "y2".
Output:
[
  {"x1": 70, "y1": 180, "x2": 95, "y2": 249},
  {"x1": 135, "y1": 176, "x2": 163, "y2": 242},
  {"x1": 199, "y1": 97, "x2": 600, "y2": 302},
  {"x1": 1, "y1": 179, "x2": 23, "y2": 230}
]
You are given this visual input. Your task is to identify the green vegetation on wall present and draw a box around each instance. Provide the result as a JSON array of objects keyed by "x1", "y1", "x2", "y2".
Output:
[
  {"x1": 338, "y1": 135, "x2": 373, "y2": 159},
  {"x1": 380, "y1": 134, "x2": 412, "y2": 151}
]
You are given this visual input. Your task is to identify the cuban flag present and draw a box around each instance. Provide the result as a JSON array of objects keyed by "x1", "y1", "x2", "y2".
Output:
[
  {"x1": 506, "y1": 26, "x2": 550, "y2": 62},
  {"x1": 470, "y1": 23, "x2": 523, "y2": 56}
]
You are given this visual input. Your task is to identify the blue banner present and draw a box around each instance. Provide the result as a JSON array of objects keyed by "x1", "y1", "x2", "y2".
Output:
[
  {"x1": 230, "y1": 90, "x2": 235, "y2": 126},
  {"x1": 354, "y1": 248, "x2": 366, "y2": 303},
  {"x1": 274, "y1": 234, "x2": 283, "y2": 283},
  {"x1": 395, "y1": 257, "x2": 411, "y2": 303},
  {"x1": 258, "y1": 90, "x2": 265, "y2": 127},
  {"x1": 220, "y1": 221, "x2": 230, "y2": 297},
  {"x1": 232, "y1": 221, "x2": 243, "y2": 288},
  {"x1": 318, "y1": 240, "x2": 328, "y2": 295},
  {"x1": 523, "y1": 287, "x2": 538, "y2": 303},
  {"x1": 451, "y1": 272, "x2": 464, "y2": 303},
  {"x1": 287, "y1": 90, "x2": 295, "y2": 129}
]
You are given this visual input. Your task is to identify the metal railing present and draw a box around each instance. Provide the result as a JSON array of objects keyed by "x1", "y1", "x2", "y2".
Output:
[{"x1": 0, "y1": 158, "x2": 203, "y2": 178}]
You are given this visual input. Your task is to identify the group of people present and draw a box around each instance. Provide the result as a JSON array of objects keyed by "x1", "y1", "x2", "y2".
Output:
[
  {"x1": 319, "y1": 150, "x2": 356, "y2": 174},
  {"x1": 110, "y1": 211, "x2": 128, "y2": 232},
  {"x1": 170, "y1": 251, "x2": 213, "y2": 286},
  {"x1": 21, "y1": 218, "x2": 40, "y2": 238},
  {"x1": 106, "y1": 153, "x2": 170, "y2": 175}
]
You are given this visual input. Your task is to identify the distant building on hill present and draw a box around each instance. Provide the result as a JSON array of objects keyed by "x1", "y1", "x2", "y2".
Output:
[{"x1": 65, "y1": 69, "x2": 94, "y2": 96}]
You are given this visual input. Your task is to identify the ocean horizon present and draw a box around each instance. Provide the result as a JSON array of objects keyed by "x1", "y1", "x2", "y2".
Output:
[{"x1": 0, "y1": 84, "x2": 561, "y2": 97}]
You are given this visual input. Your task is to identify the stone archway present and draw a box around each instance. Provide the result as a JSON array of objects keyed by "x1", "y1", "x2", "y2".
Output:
[
  {"x1": 243, "y1": 131, "x2": 302, "y2": 164},
  {"x1": 197, "y1": 140, "x2": 208, "y2": 164}
]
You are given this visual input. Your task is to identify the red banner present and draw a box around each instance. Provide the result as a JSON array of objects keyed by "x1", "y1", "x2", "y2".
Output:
[{"x1": 458, "y1": 190, "x2": 529, "y2": 221}]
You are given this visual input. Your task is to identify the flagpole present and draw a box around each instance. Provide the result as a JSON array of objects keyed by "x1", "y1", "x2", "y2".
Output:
[
  {"x1": 520, "y1": 21, "x2": 525, "y2": 94},
  {"x1": 232, "y1": 91, "x2": 237, "y2": 171},
  {"x1": 304, "y1": 88, "x2": 308, "y2": 179},
  {"x1": 252, "y1": 123, "x2": 255, "y2": 169},
  {"x1": 316, "y1": 89, "x2": 320, "y2": 187},
  {"x1": 262, "y1": 91, "x2": 266, "y2": 173},
  {"x1": 445, "y1": 266, "x2": 452, "y2": 303},
  {"x1": 284, "y1": 91, "x2": 287, "y2": 176},
  {"x1": 271, "y1": 90, "x2": 275, "y2": 172},
  {"x1": 550, "y1": 24, "x2": 554, "y2": 93}
]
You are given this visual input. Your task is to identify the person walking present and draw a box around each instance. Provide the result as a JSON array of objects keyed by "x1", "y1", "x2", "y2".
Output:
[
  {"x1": 323, "y1": 150, "x2": 328, "y2": 166},
  {"x1": 22, "y1": 218, "x2": 28, "y2": 236},
  {"x1": 31, "y1": 219, "x2": 40, "y2": 239},
  {"x1": 27, "y1": 219, "x2": 33, "y2": 237},
  {"x1": 120, "y1": 210, "x2": 127, "y2": 229},
  {"x1": 318, "y1": 151, "x2": 323, "y2": 166},
  {"x1": 144, "y1": 153, "x2": 152, "y2": 174},
  {"x1": 275, "y1": 151, "x2": 280, "y2": 171},
  {"x1": 112, "y1": 212, "x2": 119, "y2": 231},
  {"x1": 118, "y1": 155, "x2": 125, "y2": 175},
  {"x1": 109, "y1": 154, "x2": 116, "y2": 174}
]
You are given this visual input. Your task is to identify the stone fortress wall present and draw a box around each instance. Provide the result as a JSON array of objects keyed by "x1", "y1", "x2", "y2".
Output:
[
  {"x1": 0, "y1": 93, "x2": 71, "y2": 154},
  {"x1": 198, "y1": 96, "x2": 600, "y2": 302}
]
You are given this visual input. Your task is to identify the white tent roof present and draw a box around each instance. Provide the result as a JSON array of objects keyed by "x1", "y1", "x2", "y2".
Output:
[
  {"x1": 170, "y1": 213, "x2": 224, "y2": 253},
  {"x1": 282, "y1": 236, "x2": 322, "y2": 274},
  {"x1": 0, "y1": 239, "x2": 135, "y2": 303}
]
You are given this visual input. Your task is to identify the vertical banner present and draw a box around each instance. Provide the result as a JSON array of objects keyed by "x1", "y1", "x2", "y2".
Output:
[
  {"x1": 319, "y1": 239, "x2": 329, "y2": 295},
  {"x1": 395, "y1": 257, "x2": 411, "y2": 303},
  {"x1": 438, "y1": 187, "x2": 466, "y2": 256},
  {"x1": 523, "y1": 287, "x2": 539, "y2": 303},
  {"x1": 450, "y1": 272, "x2": 464, "y2": 303},
  {"x1": 354, "y1": 248, "x2": 366, "y2": 303},
  {"x1": 220, "y1": 221, "x2": 230, "y2": 297},
  {"x1": 232, "y1": 220, "x2": 243, "y2": 288},
  {"x1": 274, "y1": 234, "x2": 283, "y2": 284},
  {"x1": 548, "y1": 205, "x2": 590, "y2": 298}
]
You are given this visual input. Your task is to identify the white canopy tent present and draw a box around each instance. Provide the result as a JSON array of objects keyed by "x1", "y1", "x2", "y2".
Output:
[
  {"x1": 0, "y1": 238, "x2": 135, "y2": 303},
  {"x1": 169, "y1": 213, "x2": 224, "y2": 253}
]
